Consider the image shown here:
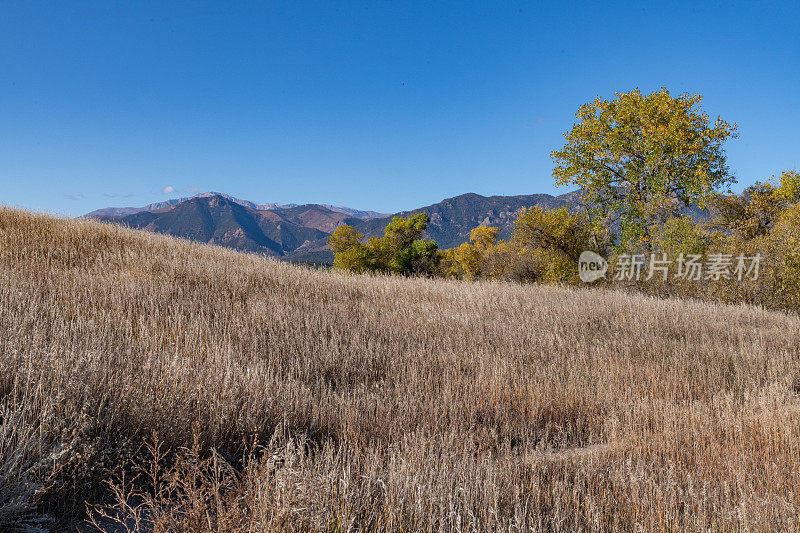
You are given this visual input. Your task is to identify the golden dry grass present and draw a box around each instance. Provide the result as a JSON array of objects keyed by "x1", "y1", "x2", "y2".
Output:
[{"x1": 2, "y1": 206, "x2": 800, "y2": 531}]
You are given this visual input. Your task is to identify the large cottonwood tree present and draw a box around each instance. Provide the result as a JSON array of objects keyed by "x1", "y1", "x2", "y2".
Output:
[{"x1": 551, "y1": 88, "x2": 737, "y2": 249}]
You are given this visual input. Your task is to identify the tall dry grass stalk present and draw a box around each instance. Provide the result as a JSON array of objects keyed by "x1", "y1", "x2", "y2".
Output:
[{"x1": 2, "y1": 206, "x2": 800, "y2": 531}]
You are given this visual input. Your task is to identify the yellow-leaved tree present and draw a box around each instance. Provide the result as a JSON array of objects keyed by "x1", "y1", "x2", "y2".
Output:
[
  {"x1": 440, "y1": 226, "x2": 501, "y2": 280},
  {"x1": 551, "y1": 88, "x2": 737, "y2": 250}
]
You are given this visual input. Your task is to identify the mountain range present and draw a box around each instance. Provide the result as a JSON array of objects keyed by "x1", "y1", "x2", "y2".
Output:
[
  {"x1": 87, "y1": 190, "x2": 584, "y2": 263},
  {"x1": 85, "y1": 191, "x2": 387, "y2": 220}
]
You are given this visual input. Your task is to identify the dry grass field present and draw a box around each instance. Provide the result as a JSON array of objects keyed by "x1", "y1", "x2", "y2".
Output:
[{"x1": 2, "y1": 207, "x2": 800, "y2": 531}]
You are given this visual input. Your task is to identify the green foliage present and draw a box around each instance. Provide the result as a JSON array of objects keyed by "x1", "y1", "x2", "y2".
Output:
[
  {"x1": 400, "y1": 239, "x2": 441, "y2": 276},
  {"x1": 382, "y1": 213, "x2": 437, "y2": 274},
  {"x1": 652, "y1": 216, "x2": 708, "y2": 257},
  {"x1": 328, "y1": 225, "x2": 373, "y2": 272},
  {"x1": 551, "y1": 87, "x2": 737, "y2": 249},
  {"x1": 384, "y1": 213, "x2": 429, "y2": 247},
  {"x1": 328, "y1": 214, "x2": 441, "y2": 276}
]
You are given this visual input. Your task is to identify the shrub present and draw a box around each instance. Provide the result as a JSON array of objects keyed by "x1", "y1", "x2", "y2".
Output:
[
  {"x1": 440, "y1": 227, "x2": 501, "y2": 280},
  {"x1": 441, "y1": 206, "x2": 601, "y2": 285},
  {"x1": 329, "y1": 214, "x2": 441, "y2": 276},
  {"x1": 328, "y1": 225, "x2": 373, "y2": 273},
  {"x1": 709, "y1": 181, "x2": 784, "y2": 240},
  {"x1": 756, "y1": 203, "x2": 800, "y2": 310},
  {"x1": 508, "y1": 206, "x2": 600, "y2": 285}
]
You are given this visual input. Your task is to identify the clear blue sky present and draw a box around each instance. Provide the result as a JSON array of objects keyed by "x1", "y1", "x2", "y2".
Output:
[{"x1": 2, "y1": 1, "x2": 798, "y2": 216}]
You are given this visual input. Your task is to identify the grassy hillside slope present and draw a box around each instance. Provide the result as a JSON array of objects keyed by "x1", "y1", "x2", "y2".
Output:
[{"x1": 2, "y1": 207, "x2": 800, "y2": 531}]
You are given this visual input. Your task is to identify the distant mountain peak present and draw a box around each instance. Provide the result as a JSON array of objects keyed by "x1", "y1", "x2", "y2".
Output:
[{"x1": 84, "y1": 192, "x2": 386, "y2": 220}]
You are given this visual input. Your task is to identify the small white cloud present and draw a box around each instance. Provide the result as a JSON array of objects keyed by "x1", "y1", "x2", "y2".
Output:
[
  {"x1": 64, "y1": 193, "x2": 85, "y2": 201},
  {"x1": 161, "y1": 186, "x2": 197, "y2": 196}
]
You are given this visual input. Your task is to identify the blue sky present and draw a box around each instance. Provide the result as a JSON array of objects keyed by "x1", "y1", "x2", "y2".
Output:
[{"x1": 2, "y1": 1, "x2": 798, "y2": 216}]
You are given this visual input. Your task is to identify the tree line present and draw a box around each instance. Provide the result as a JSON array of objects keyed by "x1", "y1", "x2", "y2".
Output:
[{"x1": 328, "y1": 88, "x2": 800, "y2": 312}]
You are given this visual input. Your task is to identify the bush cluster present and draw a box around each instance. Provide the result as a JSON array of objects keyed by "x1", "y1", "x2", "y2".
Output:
[
  {"x1": 331, "y1": 171, "x2": 800, "y2": 314},
  {"x1": 328, "y1": 213, "x2": 441, "y2": 276}
]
